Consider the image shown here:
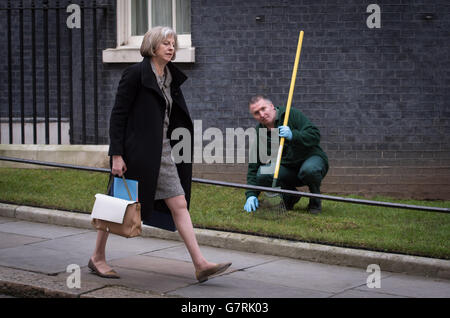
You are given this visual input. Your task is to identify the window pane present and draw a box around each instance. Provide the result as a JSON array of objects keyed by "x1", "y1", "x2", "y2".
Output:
[
  {"x1": 131, "y1": 0, "x2": 148, "y2": 35},
  {"x1": 176, "y1": 0, "x2": 191, "y2": 34},
  {"x1": 152, "y1": 0, "x2": 172, "y2": 28}
]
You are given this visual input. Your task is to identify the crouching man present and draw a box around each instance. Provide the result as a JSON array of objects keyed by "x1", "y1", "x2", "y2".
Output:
[{"x1": 244, "y1": 95, "x2": 329, "y2": 214}]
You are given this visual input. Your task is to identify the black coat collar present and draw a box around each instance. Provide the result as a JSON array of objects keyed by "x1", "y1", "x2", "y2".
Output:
[
  {"x1": 140, "y1": 56, "x2": 187, "y2": 91},
  {"x1": 139, "y1": 56, "x2": 191, "y2": 123}
]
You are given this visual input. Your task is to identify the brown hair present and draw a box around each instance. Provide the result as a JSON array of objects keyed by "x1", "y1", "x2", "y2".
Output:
[{"x1": 140, "y1": 26, "x2": 178, "y2": 60}]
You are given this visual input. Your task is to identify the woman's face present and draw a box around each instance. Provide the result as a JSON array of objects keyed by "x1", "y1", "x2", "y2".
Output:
[{"x1": 155, "y1": 35, "x2": 175, "y2": 63}]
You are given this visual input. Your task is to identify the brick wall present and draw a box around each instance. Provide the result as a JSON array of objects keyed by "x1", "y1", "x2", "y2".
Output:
[
  {"x1": 186, "y1": 0, "x2": 450, "y2": 200},
  {"x1": 1, "y1": 0, "x2": 449, "y2": 200}
]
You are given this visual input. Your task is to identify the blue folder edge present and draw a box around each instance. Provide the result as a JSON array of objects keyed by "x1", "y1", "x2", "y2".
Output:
[
  {"x1": 112, "y1": 177, "x2": 138, "y2": 201},
  {"x1": 111, "y1": 177, "x2": 176, "y2": 232}
]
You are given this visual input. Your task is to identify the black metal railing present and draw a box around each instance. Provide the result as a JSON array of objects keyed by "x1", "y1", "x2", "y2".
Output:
[
  {"x1": 0, "y1": 156, "x2": 449, "y2": 214},
  {"x1": 0, "y1": 0, "x2": 110, "y2": 145}
]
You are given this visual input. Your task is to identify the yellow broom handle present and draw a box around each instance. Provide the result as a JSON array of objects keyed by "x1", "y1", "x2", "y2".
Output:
[{"x1": 273, "y1": 30, "x2": 304, "y2": 182}]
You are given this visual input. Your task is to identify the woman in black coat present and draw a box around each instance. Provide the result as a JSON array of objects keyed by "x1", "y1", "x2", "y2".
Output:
[{"x1": 88, "y1": 26, "x2": 231, "y2": 283}]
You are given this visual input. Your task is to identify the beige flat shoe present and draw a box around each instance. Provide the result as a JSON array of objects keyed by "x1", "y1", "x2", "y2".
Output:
[
  {"x1": 88, "y1": 259, "x2": 120, "y2": 279},
  {"x1": 195, "y1": 262, "x2": 232, "y2": 283}
]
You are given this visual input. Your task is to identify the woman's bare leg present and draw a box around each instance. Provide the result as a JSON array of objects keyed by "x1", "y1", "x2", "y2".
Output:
[
  {"x1": 90, "y1": 230, "x2": 114, "y2": 273},
  {"x1": 165, "y1": 195, "x2": 217, "y2": 271}
]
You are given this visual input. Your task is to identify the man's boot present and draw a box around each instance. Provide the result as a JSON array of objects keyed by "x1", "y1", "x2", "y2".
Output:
[
  {"x1": 307, "y1": 198, "x2": 322, "y2": 214},
  {"x1": 281, "y1": 186, "x2": 301, "y2": 210},
  {"x1": 283, "y1": 194, "x2": 301, "y2": 210},
  {"x1": 308, "y1": 184, "x2": 322, "y2": 214}
]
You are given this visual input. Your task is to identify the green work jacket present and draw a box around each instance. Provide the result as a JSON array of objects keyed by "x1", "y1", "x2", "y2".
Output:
[{"x1": 246, "y1": 106, "x2": 329, "y2": 199}]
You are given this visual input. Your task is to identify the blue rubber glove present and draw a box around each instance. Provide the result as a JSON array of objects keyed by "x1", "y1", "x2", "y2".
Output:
[
  {"x1": 244, "y1": 196, "x2": 259, "y2": 212},
  {"x1": 278, "y1": 126, "x2": 293, "y2": 140}
]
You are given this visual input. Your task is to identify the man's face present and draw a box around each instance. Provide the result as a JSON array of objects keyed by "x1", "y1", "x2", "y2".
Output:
[{"x1": 249, "y1": 99, "x2": 277, "y2": 128}]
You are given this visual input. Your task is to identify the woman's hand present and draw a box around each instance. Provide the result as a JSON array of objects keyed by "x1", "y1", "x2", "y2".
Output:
[{"x1": 112, "y1": 155, "x2": 127, "y2": 177}]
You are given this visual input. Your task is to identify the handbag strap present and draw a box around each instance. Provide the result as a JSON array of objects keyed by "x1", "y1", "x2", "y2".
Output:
[{"x1": 106, "y1": 175, "x2": 134, "y2": 201}]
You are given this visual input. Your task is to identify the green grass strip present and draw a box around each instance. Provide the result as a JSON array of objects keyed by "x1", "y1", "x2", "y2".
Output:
[{"x1": 1, "y1": 168, "x2": 449, "y2": 259}]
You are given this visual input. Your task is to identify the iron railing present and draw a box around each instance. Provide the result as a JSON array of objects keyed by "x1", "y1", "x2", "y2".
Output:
[
  {"x1": 0, "y1": 0, "x2": 110, "y2": 145},
  {"x1": 0, "y1": 156, "x2": 449, "y2": 214}
]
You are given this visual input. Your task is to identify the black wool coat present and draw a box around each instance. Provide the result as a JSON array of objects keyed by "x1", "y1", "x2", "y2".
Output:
[{"x1": 108, "y1": 56, "x2": 194, "y2": 231}]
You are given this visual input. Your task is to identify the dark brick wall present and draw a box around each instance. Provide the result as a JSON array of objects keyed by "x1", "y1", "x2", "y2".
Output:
[
  {"x1": 186, "y1": 0, "x2": 450, "y2": 199},
  {"x1": 1, "y1": 0, "x2": 449, "y2": 199}
]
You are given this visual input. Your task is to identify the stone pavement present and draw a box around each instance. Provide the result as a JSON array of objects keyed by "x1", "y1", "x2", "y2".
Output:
[{"x1": 0, "y1": 204, "x2": 449, "y2": 299}]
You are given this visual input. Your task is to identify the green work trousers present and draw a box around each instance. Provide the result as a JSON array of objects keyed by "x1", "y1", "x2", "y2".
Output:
[{"x1": 256, "y1": 155, "x2": 327, "y2": 208}]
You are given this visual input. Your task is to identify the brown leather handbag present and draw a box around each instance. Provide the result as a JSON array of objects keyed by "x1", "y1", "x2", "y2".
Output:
[{"x1": 91, "y1": 176, "x2": 142, "y2": 238}]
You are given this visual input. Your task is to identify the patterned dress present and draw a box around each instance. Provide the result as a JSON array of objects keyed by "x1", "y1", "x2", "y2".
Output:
[{"x1": 151, "y1": 61, "x2": 185, "y2": 200}]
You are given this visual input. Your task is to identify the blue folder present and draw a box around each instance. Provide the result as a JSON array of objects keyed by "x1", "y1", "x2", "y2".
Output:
[
  {"x1": 112, "y1": 177, "x2": 138, "y2": 201},
  {"x1": 111, "y1": 176, "x2": 176, "y2": 232}
]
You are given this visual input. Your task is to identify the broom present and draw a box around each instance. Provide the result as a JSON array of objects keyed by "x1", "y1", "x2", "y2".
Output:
[{"x1": 257, "y1": 30, "x2": 305, "y2": 217}]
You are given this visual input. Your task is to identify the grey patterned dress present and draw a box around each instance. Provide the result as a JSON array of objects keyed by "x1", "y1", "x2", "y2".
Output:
[{"x1": 151, "y1": 61, "x2": 185, "y2": 200}]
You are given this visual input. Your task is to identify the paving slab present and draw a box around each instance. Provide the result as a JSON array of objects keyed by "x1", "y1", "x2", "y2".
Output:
[
  {"x1": 1, "y1": 264, "x2": 173, "y2": 298},
  {"x1": 228, "y1": 258, "x2": 381, "y2": 294},
  {"x1": 99, "y1": 233, "x2": 184, "y2": 257},
  {"x1": 111, "y1": 255, "x2": 201, "y2": 281},
  {"x1": 330, "y1": 289, "x2": 406, "y2": 298},
  {"x1": 0, "y1": 244, "x2": 90, "y2": 274},
  {"x1": 145, "y1": 244, "x2": 279, "y2": 269},
  {"x1": 0, "y1": 229, "x2": 185, "y2": 275},
  {"x1": 0, "y1": 216, "x2": 17, "y2": 224},
  {"x1": 88, "y1": 266, "x2": 195, "y2": 294},
  {"x1": 0, "y1": 220, "x2": 90, "y2": 239},
  {"x1": 0, "y1": 232, "x2": 47, "y2": 249},
  {"x1": 354, "y1": 273, "x2": 450, "y2": 298},
  {"x1": 80, "y1": 286, "x2": 166, "y2": 298},
  {"x1": 111, "y1": 254, "x2": 236, "y2": 282},
  {"x1": 167, "y1": 274, "x2": 334, "y2": 298},
  {"x1": 27, "y1": 231, "x2": 184, "y2": 264},
  {"x1": 0, "y1": 265, "x2": 105, "y2": 297}
]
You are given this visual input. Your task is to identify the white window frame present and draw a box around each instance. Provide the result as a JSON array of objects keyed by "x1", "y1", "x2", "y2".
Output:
[{"x1": 103, "y1": 0, "x2": 195, "y2": 63}]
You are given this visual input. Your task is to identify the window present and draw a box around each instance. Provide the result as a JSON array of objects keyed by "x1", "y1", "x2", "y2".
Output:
[
  {"x1": 131, "y1": 0, "x2": 191, "y2": 35},
  {"x1": 129, "y1": 0, "x2": 191, "y2": 46},
  {"x1": 102, "y1": 0, "x2": 194, "y2": 63}
]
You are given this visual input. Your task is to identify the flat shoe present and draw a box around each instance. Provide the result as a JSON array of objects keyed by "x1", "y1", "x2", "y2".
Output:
[
  {"x1": 195, "y1": 262, "x2": 232, "y2": 283},
  {"x1": 88, "y1": 259, "x2": 120, "y2": 279}
]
